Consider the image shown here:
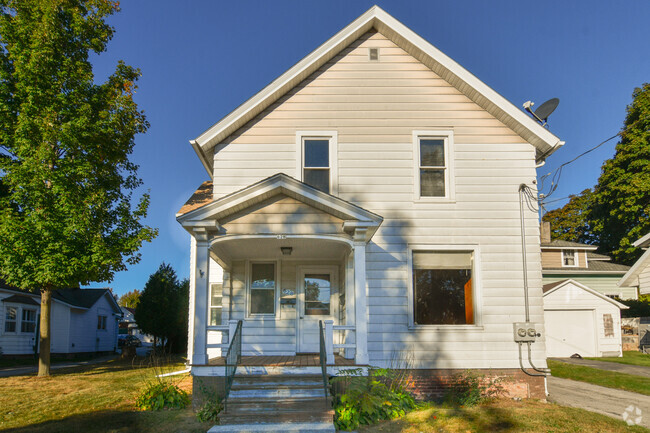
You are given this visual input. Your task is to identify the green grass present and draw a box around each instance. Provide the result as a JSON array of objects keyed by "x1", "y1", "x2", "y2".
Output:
[
  {"x1": 0, "y1": 356, "x2": 212, "y2": 433},
  {"x1": 586, "y1": 351, "x2": 650, "y2": 368},
  {"x1": 548, "y1": 359, "x2": 650, "y2": 396},
  {"x1": 357, "y1": 400, "x2": 647, "y2": 433},
  {"x1": 0, "y1": 353, "x2": 107, "y2": 369}
]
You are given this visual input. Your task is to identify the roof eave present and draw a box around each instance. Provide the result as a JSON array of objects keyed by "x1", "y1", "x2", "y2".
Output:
[{"x1": 618, "y1": 248, "x2": 650, "y2": 287}]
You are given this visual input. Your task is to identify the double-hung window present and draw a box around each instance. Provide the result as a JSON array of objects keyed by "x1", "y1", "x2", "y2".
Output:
[
  {"x1": 410, "y1": 249, "x2": 477, "y2": 326},
  {"x1": 562, "y1": 250, "x2": 576, "y2": 266},
  {"x1": 21, "y1": 309, "x2": 36, "y2": 333},
  {"x1": 249, "y1": 263, "x2": 276, "y2": 316},
  {"x1": 414, "y1": 131, "x2": 454, "y2": 200},
  {"x1": 209, "y1": 283, "x2": 223, "y2": 326},
  {"x1": 298, "y1": 132, "x2": 337, "y2": 194},
  {"x1": 4, "y1": 306, "x2": 17, "y2": 332},
  {"x1": 97, "y1": 315, "x2": 107, "y2": 330}
]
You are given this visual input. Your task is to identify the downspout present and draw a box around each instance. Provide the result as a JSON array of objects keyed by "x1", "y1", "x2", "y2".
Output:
[{"x1": 518, "y1": 184, "x2": 550, "y2": 377}]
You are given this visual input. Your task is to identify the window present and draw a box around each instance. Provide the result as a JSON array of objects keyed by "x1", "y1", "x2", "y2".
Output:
[
  {"x1": 249, "y1": 263, "x2": 276, "y2": 315},
  {"x1": 414, "y1": 131, "x2": 454, "y2": 200},
  {"x1": 97, "y1": 315, "x2": 107, "y2": 330},
  {"x1": 210, "y1": 283, "x2": 223, "y2": 326},
  {"x1": 562, "y1": 250, "x2": 576, "y2": 266},
  {"x1": 411, "y1": 250, "x2": 475, "y2": 325},
  {"x1": 297, "y1": 132, "x2": 337, "y2": 194},
  {"x1": 304, "y1": 274, "x2": 331, "y2": 315},
  {"x1": 5, "y1": 307, "x2": 17, "y2": 332},
  {"x1": 21, "y1": 309, "x2": 36, "y2": 333},
  {"x1": 368, "y1": 48, "x2": 379, "y2": 61}
]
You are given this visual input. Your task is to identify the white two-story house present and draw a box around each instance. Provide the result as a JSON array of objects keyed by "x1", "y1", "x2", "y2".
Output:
[{"x1": 177, "y1": 6, "x2": 563, "y2": 401}]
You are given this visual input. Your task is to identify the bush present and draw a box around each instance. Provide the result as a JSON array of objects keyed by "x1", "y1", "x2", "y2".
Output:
[
  {"x1": 332, "y1": 368, "x2": 417, "y2": 431},
  {"x1": 135, "y1": 382, "x2": 190, "y2": 411},
  {"x1": 197, "y1": 399, "x2": 222, "y2": 423},
  {"x1": 444, "y1": 371, "x2": 504, "y2": 406}
]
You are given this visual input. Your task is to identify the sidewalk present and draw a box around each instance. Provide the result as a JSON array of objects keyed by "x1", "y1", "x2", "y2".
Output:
[
  {"x1": 0, "y1": 354, "x2": 117, "y2": 378},
  {"x1": 550, "y1": 357, "x2": 650, "y2": 378}
]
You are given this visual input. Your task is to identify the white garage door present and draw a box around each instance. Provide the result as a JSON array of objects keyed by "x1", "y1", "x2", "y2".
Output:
[{"x1": 545, "y1": 309, "x2": 597, "y2": 357}]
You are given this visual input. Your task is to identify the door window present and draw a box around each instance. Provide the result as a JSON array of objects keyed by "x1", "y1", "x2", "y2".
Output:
[{"x1": 304, "y1": 274, "x2": 331, "y2": 316}]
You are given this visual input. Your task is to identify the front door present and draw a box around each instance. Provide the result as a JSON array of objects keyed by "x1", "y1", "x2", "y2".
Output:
[{"x1": 297, "y1": 267, "x2": 338, "y2": 353}]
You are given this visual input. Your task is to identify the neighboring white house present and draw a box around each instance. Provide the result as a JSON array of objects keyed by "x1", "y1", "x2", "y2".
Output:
[
  {"x1": 177, "y1": 6, "x2": 565, "y2": 399},
  {"x1": 619, "y1": 232, "x2": 650, "y2": 295},
  {"x1": 543, "y1": 279, "x2": 627, "y2": 358},
  {"x1": 0, "y1": 283, "x2": 121, "y2": 356},
  {"x1": 119, "y1": 307, "x2": 153, "y2": 344}
]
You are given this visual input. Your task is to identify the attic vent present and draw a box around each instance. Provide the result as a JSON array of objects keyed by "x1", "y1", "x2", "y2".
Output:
[{"x1": 368, "y1": 48, "x2": 379, "y2": 61}]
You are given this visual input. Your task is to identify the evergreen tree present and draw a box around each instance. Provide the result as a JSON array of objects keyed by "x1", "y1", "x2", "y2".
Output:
[{"x1": 0, "y1": 0, "x2": 156, "y2": 376}]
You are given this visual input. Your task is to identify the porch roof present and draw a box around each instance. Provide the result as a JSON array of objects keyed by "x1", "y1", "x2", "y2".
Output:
[{"x1": 177, "y1": 173, "x2": 383, "y2": 241}]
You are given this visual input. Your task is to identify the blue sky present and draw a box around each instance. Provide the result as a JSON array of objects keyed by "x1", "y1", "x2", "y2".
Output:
[{"x1": 88, "y1": 1, "x2": 650, "y2": 296}]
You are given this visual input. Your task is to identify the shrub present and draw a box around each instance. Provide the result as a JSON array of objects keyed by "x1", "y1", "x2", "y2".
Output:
[
  {"x1": 135, "y1": 382, "x2": 190, "y2": 411},
  {"x1": 332, "y1": 368, "x2": 417, "y2": 431},
  {"x1": 197, "y1": 399, "x2": 222, "y2": 423},
  {"x1": 444, "y1": 371, "x2": 504, "y2": 406}
]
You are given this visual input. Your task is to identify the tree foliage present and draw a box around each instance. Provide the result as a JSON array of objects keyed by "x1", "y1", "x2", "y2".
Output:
[
  {"x1": 544, "y1": 83, "x2": 650, "y2": 265},
  {"x1": 543, "y1": 188, "x2": 596, "y2": 244},
  {"x1": 118, "y1": 289, "x2": 141, "y2": 309},
  {"x1": 135, "y1": 263, "x2": 188, "y2": 354},
  {"x1": 0, "y1": 0, "x2": 157, "y2": 375}
]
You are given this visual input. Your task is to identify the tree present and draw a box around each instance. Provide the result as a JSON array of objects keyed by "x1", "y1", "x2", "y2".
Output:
[
  {"x1": 118, "y1": 289, "x2": 141, "y2": 309},
  {"x1": 543, "y1": 188, "x2": 596, "y2": 244},
  {"x1": 135, "y1": 263, "x2": 188, "y2": 354},
  {"x1": 0, "y1": 0, "x2": 157, "y2": 376},
  {"x1": 591, "y1": 83, "x2": 650, "y2": 265},
  {"x1": 543, "y1": 83, "x2": 650, "y2": 264}
]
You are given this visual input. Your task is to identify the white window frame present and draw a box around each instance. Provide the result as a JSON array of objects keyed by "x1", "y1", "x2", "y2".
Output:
[
  {"x1": 413, "y1": 130, "x2": 455, "y2": 202},
  {"x1": 97, "y1": 314, "x2": 107, "y2": 331},
  {"x1": 209, "y1": 283, "x2": 223, "y2": 327},
  {"x1": 4, "y1": 305, "x2": 18, "y2": 334},
  {"x1": 246, "y1": 260, "x2": 280, "y2": 318},
  {"x1": 20, "y1": 308, "x2": 37, "y2": 334},
  {"x1": 562, "y1": 249, "x2": 578, "y2": 267},
  {"x1": 406, "y1": 244, "x2": 482, "y2": 330},
  {"x1": 296, "y1": 131, "x2": 338, "y2": 195}
]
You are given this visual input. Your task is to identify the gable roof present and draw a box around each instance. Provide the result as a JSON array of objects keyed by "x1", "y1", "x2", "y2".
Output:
[
  {"x1": 177, "y1": 173, "x2": 383, "y2": 241},
  {"x1": 619, "y1": 247, "x2": 650, "y2": 288},
  {"x1": 191, "y1": 5, "x2": 564, "y2": 175},
  {"x1": 633, "y1": 232, "x2": 650, "y2": 248},
  {"x1": 0, "y1": 281, "x2": 120, "y2": 313},
  {"x1": 1, "y1": 294, "x2": 39, "y2": 306},
  {"x1": 543, "y1": 279, "x2": 629, "y2": 309},
  {"x1": 541, "y1": 240, "x2": 598, "y2": 250}
]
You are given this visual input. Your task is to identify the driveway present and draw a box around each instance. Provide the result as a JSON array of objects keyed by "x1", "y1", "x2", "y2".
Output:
[
  {"x1": 551, "y1": 357, "x2": 650, "y2": 378},
  {"x1": 547, "y1": 376, "x2": 650, "y2": 428}
]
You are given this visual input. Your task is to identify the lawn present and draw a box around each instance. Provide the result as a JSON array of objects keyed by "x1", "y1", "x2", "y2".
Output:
[
  {"x1": 0, "y1": 357, "x2": 211, "y2": 433},
  {"x1": 586, "y1": 351, "x2": 650, "y2": 368},
  {"x1": 358, "y1": 400, "x2": 648, "y2": 433},
  {"x1": 548, "y1": 359, "x2": 650, "y2": 396}
]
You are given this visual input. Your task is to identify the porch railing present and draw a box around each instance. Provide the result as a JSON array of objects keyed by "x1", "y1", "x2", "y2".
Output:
[
  {"x1": 318, "y1": 320, "x2": 329, "y2": 405},
  {"x1": 223, "y1": 319, "x2": 242, "y2": 412}
]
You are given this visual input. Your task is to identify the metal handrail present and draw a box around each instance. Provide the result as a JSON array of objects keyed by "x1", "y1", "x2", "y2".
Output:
[
  {"x1": 318, "y1": 320, "x2": 329, "y2": 405},
  {"x1": 223, "y1": 320, "x2": 242, "y2": 412}
]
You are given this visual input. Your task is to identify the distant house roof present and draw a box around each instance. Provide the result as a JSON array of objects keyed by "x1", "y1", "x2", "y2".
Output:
[
  {"x1": 587, "y1": 252, "x2": 611, "y2": 261},
  {"x1": 1, "y1": 294, "x2": 39, "y2": 306},
  {"x1": 544, "y1": 260, "x2": 630, "y2": 274},
  {"x1": 0, "y1": 280, "x2": 120, "y2": 313},
  {"x1": 542, "y1": 280, "x2": 567, "y2": 294},
  {"x1": 541, "y1": 240, "x2": 598, "y2": 250},
  {"x1": 542, "y1": 279, "x2": 628, "y2": 309}
]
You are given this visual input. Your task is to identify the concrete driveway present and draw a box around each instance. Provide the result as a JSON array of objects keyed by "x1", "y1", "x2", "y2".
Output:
[
  {"x1": 550, "y1": 357, "x2": 650, "y2": 378},
  {"x1": 547, "y1": 376, "x2": 650, "y2": 428}
]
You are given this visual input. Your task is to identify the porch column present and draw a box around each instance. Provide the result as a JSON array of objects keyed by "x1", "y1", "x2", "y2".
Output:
[
  {"x1": 192, "y1": 228, "x2": 210, "y2": 365},
  {"x1": 353, "y1": 228, "x2": 369, "y2": 365}
]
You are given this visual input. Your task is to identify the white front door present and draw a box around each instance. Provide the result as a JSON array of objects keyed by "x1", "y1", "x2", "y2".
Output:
[{"x1": 297, "y1": 267, "x2": 338, "y2": 353}]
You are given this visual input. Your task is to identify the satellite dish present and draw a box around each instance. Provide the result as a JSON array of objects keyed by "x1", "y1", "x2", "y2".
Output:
[{"x1": 522, "y1": 98, "x2": 560, "y2": 127}]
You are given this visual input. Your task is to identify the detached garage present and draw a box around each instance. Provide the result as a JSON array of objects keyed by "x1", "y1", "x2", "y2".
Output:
[{"x1": 543, "y1": 279, "x2": 628, "y2": 358}]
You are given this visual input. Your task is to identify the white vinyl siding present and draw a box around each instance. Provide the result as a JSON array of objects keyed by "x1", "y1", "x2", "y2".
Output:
[{"x1": 208, "y1": 30, "x2": 546, "y2": 369}]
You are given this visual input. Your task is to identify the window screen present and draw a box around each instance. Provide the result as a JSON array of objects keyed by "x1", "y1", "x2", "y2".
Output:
[
  {"x1": 419, "y1": 138, "x2": 446, "y2": 197},
  {"x1": 303, "y1": 139, "x2": 330, "y2": 193}
]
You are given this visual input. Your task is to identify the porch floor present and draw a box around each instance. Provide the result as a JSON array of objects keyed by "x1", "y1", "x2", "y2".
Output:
[{"x1": 207, "y1": 354, "x2": 357, "y2": 367}]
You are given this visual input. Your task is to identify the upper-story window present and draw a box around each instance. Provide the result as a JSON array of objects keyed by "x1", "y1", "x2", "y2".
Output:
[
  {"x1": 562, "y1": 250, "x2": 577, "y2": 267},
  {"x1": 297, "y1": 132, "x2": 338, "y2": 195},
  {"x1": 413, "y1": 131, "x2": 454, "y2": 200}
]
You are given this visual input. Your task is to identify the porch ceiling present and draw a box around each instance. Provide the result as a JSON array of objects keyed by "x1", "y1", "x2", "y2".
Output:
[{"x1": 211, "y1": 236, "x2": 350, "y2": 262}]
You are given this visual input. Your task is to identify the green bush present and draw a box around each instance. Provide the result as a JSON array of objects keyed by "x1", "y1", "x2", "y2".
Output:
[
  {"x1": 444, "y1": 371, "x2": 504, "y2": 406},
  {"x1": 197, "y1": 399, "x2": 222, "y2": 423},
  {"x1": 135, "y1": 382, "x2": 190, "y2": 411},
  {"x1": 332, "y1": 368, "x2": 417, "y2": 431}
]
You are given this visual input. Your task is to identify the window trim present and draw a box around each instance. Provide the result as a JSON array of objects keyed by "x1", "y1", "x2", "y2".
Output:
[
  {"x1": 406, "y1": 244, "x2": 482, "y2": 329},
  {"x1": 413, "y1": 130, "x2": 455, "y2": 202},
  {"x1": 562, "y1": 249, "x2": 578, "y2": 267},
  {"x1": 209, "y1": 283, "x2": 224, "y2": 327},
  {"x1": 296, "y1": 131, "x2": 338, "y2": 195},
  {"x1": 246, "y1": 260, "x2": 280, "y2": 318},
  {"x1": 4, "y1": 305, "x2": 18, "y2": 334},
  {"x1": 97, "y1": 314, "x2": 107, "y2": 331},
  {"x1": 20, "y1": 308, "x2": 37, "y2": 334}
]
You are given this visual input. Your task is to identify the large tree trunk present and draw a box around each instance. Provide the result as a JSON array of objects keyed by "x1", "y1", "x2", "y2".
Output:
[{"x1": 38, "y1": 287, "x2": 52, "y2": 377}]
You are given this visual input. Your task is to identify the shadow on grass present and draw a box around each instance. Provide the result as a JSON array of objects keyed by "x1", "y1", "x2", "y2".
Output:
[{"x1": 422, "y1": 403, "x2": 518, "y2": 432}]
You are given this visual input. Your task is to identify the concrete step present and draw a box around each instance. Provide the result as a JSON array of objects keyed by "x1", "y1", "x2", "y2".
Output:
[
  {"x1": 225, "y1": 398, "x2": 332, "y2": 414},
  {"x1": 231, "y1": 378, "x2": 323, "y2": 389},
  {"x1": 233, "y1": 375, "x2": 323, "y2": 383},
  {"x1": 208, "y1": 422, "x2": 335, "y2": 433},
  {"x1": 229, "y1": 388, "x2": 326, "y2": 399},
  {"x1": 220, "y1": 411, "x2": 333, "y2": 425}
]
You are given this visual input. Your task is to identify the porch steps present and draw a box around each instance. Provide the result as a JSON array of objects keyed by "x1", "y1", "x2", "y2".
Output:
[{"x1": 209, "y1": 375, "x2": 335, "y2": 433}]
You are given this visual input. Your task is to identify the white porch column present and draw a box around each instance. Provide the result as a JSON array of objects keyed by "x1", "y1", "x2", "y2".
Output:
[
  {"x1": 353, "y1": 228, "x2": 369, "y2": 365},
  {"x1": 344, "y1": 252, "x2": 356, "y2": 359},
  {"x1": 192, "y1": 228, "x2": 210, "y2": 365},
  {"x1": 324, "y1": 320, "x2": 334, "y2": 365}
]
